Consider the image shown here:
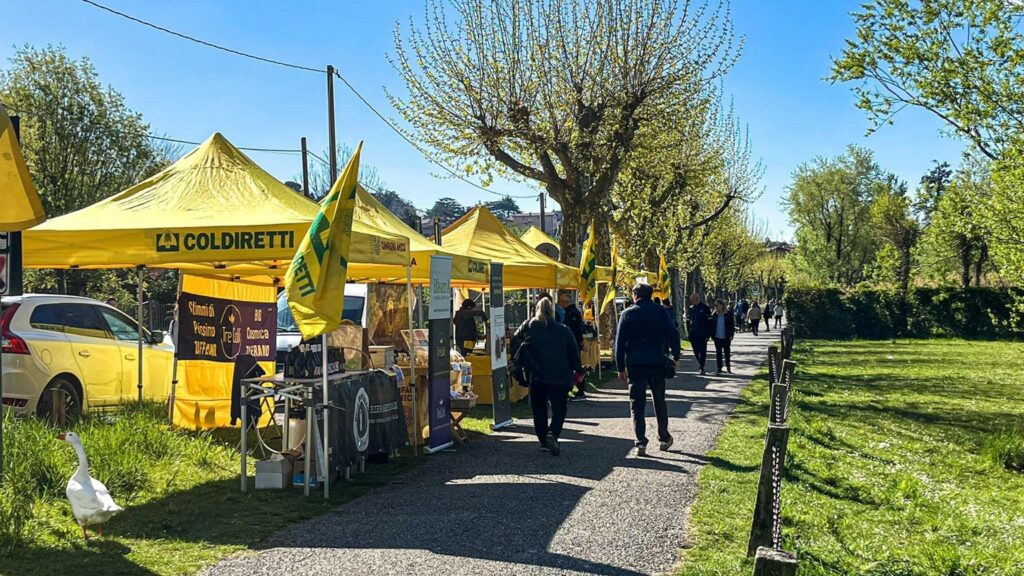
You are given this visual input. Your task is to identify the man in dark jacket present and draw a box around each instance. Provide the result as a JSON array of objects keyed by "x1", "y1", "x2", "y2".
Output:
[
  {"x1": 453, "y1": 299, "x2": 487, "y2": 356},
  {"x1": 615, "y1": 283, "x2": 681, "y2": 456},
  {"x1": 557, "y1": 292, "x2": 586, "y2": 400},
  {"x1": 511, "y1": 298, "x2": 582, "y2": 456},
  {"x1": 686, "y1": 293, "x2": 712, "y2": 375}
]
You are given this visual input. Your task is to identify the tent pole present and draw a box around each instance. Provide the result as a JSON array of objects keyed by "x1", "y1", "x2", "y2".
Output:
[
  {"x1": 168, "y1": 272, "x2": 183, "y2": 422},
  {"x1": 594, "y1": 290, "x2": 601, "y2": 379},
  {"x1": 137, "y1": 266, "x2": 145, "y2": 403},
  {"x1": 322, "y1": 333, "x2": 329, "y2": 500},
  {"x1": 406, "y1": 265, "x2": 417, "y2": 457}
]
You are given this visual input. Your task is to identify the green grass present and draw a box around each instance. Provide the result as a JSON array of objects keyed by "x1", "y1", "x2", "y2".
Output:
[
  {"x1": 459, "y1": 369, "x2": 616, "y2": 435},
  {"x1": 0, "y1": 403, "x2": 421, "y2": 576},
  {"x1": 677, "y1": 339, "x2": 1024, "y2": 576}
]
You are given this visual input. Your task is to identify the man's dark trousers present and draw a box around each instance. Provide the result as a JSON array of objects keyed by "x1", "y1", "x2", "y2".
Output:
[
  {"x1": 690, "y1": 337, "x2": 708, "y2": 371},
  {"x1": 627, "y1": 366, "x2": 670, "y2": 447}
]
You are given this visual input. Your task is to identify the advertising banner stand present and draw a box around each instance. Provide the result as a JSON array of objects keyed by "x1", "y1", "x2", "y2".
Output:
[
  {"x1": 426, "y1": 255, "x2": 454, "y2": 453},
  {"x1": 489, "y1": 263, "x2": 512, "y2": 429}
]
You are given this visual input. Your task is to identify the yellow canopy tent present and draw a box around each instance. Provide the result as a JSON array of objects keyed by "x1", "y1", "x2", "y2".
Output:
[
  {"x1": 442, "y1": 206, "x2": 578, "y2": 289},
  {"x1": 23, "y1": 133, "x2": 410, "y2": 275},
  {"x1": 349, "y1": 186, "x2": 488, "y2": 286},
  {"x1": 520, "y1": 225, "x2": 560, "y2": 261}
]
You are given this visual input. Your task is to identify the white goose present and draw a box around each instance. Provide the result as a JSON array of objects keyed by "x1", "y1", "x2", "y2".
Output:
[{"x1": 57, "y1": 431, "x2": 124, "y2": 539}]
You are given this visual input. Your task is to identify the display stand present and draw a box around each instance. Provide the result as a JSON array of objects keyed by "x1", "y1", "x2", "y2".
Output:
[{"x1": 238, "y1": 372, "x2": 358, "y2": 495}]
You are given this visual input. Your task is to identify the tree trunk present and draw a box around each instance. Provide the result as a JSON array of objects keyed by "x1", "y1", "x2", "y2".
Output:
[
  {"x1": 959, "y1": 238, "x2": 972, "y2": 289},
  {"x1": 974, "y1": 243, "x2": 988, "y2": 287},
  {"x1": 557, "y1": 199, "x2": 586, "y2": 266},
  {"x1": 898, "y1": 246, "x2": 912, "y2": 294}
]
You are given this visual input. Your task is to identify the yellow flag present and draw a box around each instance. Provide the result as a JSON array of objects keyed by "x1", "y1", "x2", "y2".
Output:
[
  {"x1": 285, "y1": 142, "x2": 362, "y2": 340},
  {"x1": 0, "y1": 104, "x2": 46, "y2": 230},
  {"x1": 578, "y1": 220, "x2": 597, "y2": 305},
  {"x1": 656, "y1": 250, "x2": 671, "y2": 300},
  {"x1": 601, "y1": 237, "x2": 619, "y2": 314}
]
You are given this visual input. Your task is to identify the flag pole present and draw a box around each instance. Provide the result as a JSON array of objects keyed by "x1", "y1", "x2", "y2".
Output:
[
  {"x1": 406, "y1": 265, "x2": 418, "y2": 457},
  {"x1": 322, "y1": 332, "x2": 330, "y2": 500}
]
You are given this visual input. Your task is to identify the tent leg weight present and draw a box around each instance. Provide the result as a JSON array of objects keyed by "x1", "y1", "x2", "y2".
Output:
[{"x1": 753, "y1": 547, "x2": 797, "y2": 576}]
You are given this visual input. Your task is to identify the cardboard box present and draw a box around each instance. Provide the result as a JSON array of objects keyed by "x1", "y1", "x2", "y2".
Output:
[
  {"x1": 369, "y1": 345, "x2": 395, "y2": 368},
  {"x1": 255, "y1": 456, "x2": 293, "y2": 490}
]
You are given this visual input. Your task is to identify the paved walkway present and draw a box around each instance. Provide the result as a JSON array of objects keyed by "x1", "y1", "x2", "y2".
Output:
[{"x1": 206, "y1": 329, "x2": 771, "y2": 576}]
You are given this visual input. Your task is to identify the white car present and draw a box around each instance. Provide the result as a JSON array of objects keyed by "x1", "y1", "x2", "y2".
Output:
[{"x1": 1, "y1": 294, "x2": 174, "y2": 421}]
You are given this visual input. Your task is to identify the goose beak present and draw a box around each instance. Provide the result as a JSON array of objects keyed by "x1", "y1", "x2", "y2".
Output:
[{"x1": 56, "y1": 433, "x2": 66, "y2": 441}]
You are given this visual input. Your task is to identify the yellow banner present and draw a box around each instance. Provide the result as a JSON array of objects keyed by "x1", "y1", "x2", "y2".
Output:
[
  {"x1": 578, "y1": 220, "x2": 597, "y2": 304},
  {"x1": 601, "y1": 237, "x2": 619, "y2": 314},
  {"x1": 0, "y1": 104, "x2": 46, "y2": 230},
  {"x1": 286, "y1": 142, "x2": 362, "y2": 340},
  {"x1": 656, "y1": 251, "x2": 671, "y2": 300}
]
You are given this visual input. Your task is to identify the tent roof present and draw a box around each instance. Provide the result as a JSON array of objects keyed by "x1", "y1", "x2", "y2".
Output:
[
  {"x1": 442, "y1": 206, "x2": 578, "y2": 289},
  {"x1": 520, "y1": 225, "x2": 559, "y2": 252},
  {"x1": 24, "y1": 133, "x2": 409, "y2": 274},
  {"x1": 350, "y1": 186, "x2": 488, "y2": 285}
]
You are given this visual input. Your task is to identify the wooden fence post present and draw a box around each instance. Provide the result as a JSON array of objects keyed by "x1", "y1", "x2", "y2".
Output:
[
  {"x1": 780, "y1": 327, "x2": 794, "y2": 360},
  {"x1": 752, "y1": 547, "x2": 798, "y2": 576},
  {"x1": 780, "y1": 360, "x2": 795, "y2": 389},
  {"x1": 769, "y1": 383, "x2": 790, "y2": 425},
  {"x1": 767, "y1": 345, "x2": 780, "y2": 386},
  {"x1": 748, "y1": 423, "x2": 790, "y2": 556}
]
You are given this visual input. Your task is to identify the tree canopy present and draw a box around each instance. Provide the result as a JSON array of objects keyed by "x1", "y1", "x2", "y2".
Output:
[{"x1": 390, "y1": 0, "x2": 740, "y2": 262}]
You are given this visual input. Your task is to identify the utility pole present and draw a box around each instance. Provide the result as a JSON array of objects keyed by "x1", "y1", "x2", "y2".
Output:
[
  {"x1": 300, "y1": 137, "x2": 310, "y2": 198},
  {"x1": 539, "y1": 193, "x2": 547, "y2": 234},
  {"x1": 327, "y1": 65, "x2": 338, "y2": 182},
  {"x1": 434, "y1": 220, "x2": 442, "y2": 246}
]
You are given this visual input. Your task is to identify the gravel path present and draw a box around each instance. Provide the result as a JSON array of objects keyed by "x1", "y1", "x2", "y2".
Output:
[{"x1": 205, "y1": 329, "x2": 769, "y2": 576}]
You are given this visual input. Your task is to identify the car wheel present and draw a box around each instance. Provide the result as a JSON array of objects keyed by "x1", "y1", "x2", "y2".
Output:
[{"x1": 36, "y1": 378, "x2": 83, "y2": 425}]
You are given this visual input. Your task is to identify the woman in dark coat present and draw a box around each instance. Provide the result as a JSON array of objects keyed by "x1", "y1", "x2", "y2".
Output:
[{"x1": 710, "y1": 299, "x2": 735, "y2": 375}]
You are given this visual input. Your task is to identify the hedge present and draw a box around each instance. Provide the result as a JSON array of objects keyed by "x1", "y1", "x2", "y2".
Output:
[{"x1": 783, "y1": 287, "x2": 1024, "y2": 339}]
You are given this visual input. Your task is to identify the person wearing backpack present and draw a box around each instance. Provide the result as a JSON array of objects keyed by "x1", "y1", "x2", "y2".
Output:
[
  {"x1": 615, "y1": 283, "x2": 681, "y2": 456},
  {"x1": 510, "y1": 296, "x2": 582, "y2": 456}
]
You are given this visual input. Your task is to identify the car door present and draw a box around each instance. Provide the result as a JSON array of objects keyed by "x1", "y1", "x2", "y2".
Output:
[
  {"x1": 96, "y1": 306, "x2": 172, "y2": 401},
  {"x1": 63, "y1": 303, "x2": 123, "y2": 408}
]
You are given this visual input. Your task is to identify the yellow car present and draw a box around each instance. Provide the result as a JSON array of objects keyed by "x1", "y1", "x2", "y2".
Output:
[{"x1": 1, "y1": 294, "x2": 174, "y2": 421}]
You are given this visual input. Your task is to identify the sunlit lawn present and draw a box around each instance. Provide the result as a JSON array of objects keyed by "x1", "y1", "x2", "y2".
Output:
[{"x1": 678, "y1": 339, "x2": 1024, "y2": 576}]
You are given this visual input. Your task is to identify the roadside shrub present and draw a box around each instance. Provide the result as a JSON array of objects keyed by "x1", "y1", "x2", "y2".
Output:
[{"x1": 785, "y1": 287, "x2": 1024, "y2": 340}]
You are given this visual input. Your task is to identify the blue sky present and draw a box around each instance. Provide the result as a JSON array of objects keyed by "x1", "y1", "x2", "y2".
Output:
[{"x1": 0, "y1": 1, "x2": 966, "y2": 240}]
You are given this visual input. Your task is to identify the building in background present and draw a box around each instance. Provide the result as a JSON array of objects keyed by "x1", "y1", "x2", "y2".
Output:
[{"x1": 510, "y1": 211, "x2": 562, "y2": 237}]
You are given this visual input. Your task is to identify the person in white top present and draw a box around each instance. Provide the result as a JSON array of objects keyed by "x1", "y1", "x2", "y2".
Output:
[{"x1": 773, "y1": 301, "x2": 785, "y2": 329}]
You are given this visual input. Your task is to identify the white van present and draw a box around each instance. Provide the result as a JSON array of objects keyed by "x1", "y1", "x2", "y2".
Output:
[{"x1": 275, "y1": 284, "x2": 368, "y2": 369}]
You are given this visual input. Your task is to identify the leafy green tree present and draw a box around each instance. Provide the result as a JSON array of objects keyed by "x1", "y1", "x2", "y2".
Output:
[
  {"x1": 870, "y1": 175, "x2": 919, "y2": 292},
  {"x1": 426, "y1": 197, "x2": 467, "y2": 229},
  {"x1": 983, "y1": 145, "x2": 1024, "y2": 286},
  {"x1": 1, "y1": 45, "x2": 175, "y2": 299},
  {"x1": 915, "y1": 161, "x2": 952, "y2": 226},
  {"x1": 389, "y1": 0, "x2": 739, "y2": 262},
  {"x1": 373, "y1": 189, "x2": 418, "y2": 221},
  {"x1": 831, "y1": 0, "x2": 1024, "y2": 161},
  {"x1": 784, "y1": 146, "x2": 881, "y2": 286},
  {"x1": 484, "y1": 195, "x2": 521, "y2": 223},
  {"x1": 916, "y1": 156, "x2": 991, "y2": 287}
]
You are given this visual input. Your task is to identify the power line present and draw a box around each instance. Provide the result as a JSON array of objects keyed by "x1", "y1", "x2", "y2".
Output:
[{"x1": 79, "y1": 0, "x2": 537, "y2": 200}]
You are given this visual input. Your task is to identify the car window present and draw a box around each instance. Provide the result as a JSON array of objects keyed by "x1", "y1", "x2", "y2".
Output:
[
  {"x1": 277, "y1": 293, "x2": 364, "y2": 330},
  {"x1": 98, "y1": 307, "x2": 140, "y2": 342},
  {"x1": 64, "y1": 304, "x2": 112, "y2": 340},
  {"x1": 29, "y1": 304, "x2": 66, "y2": 333}
]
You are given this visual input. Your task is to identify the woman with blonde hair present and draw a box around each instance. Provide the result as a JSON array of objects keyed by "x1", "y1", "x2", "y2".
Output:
[{"x1": 510, "y1": 296, "x2": 582, "y2": 456}]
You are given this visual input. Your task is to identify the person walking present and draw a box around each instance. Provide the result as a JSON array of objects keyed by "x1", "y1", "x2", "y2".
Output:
[
  {"x1": 557, "y1": 292, "x2": 587, "y2": 401},
  {"x1": 774, "y1": 300, "x2": 785, "y2": 329},
  {"x1": 662, "y1": 298, "x2": 679, "y2": 331},
  {"x1": 734, "y1": 298, "x2": 747, "y2": 333},
  {"x1": 686, "y1": 293, "x2": 712, "y2": 375},
  {"x1": 511, "y1": 298, "x2": 582, "y2": 456},
  {"x1": 748, "y1": 301, "x2": 762, "y2": 336},
  {"x1": 615, "y1": 283, "x2": 681, "y2": 456},
  {"x1": 763, "y1": 299, "x2": 773, "y2": 333},
  {"x1": 453, "y1": 299, "x2": 488, "y2": 356},
  {"x1": 711, "y1": 299, "x2": 735, "y2": 375}
]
